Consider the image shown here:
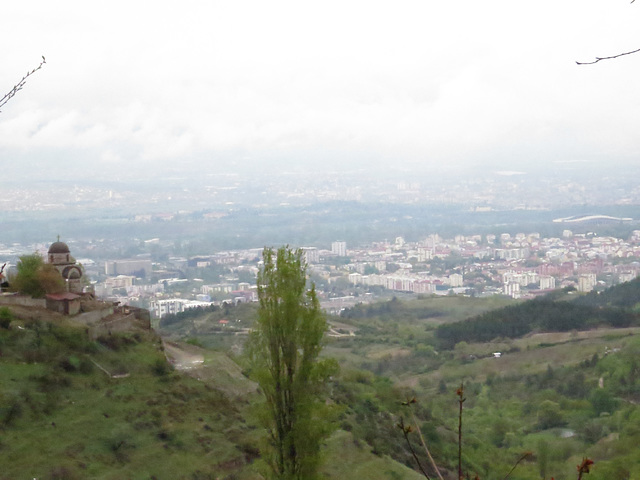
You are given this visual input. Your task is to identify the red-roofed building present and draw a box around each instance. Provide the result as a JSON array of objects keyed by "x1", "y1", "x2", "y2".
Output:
[{"x1": 46, "y1": 292, "x2": 81, "y2": 315}]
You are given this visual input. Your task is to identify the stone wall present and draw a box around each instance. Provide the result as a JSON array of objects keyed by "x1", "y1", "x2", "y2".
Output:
[
  {"x1": 0, "y1": 294, "x2": 46, "y2": 308},
  {"x1": 88, "y1": 313, "x2": 146, "y2": 339},
  {"x1": 74, "y1": 307, "x2": 114, "y2": 326}
]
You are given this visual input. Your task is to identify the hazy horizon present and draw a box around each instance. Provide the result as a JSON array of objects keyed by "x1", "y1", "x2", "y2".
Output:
[{"x1": 2, "y1": 0, "x2": 640, "y2": 182}]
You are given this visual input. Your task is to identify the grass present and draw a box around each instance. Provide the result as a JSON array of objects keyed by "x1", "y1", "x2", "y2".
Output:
[
  {"x1": 1, "y1": 311, "x2": 423, "y2": 480},
  {"x1": 0, "y1": 319, "x2": 257, "y2": 480},
  {"x1": 399, "y1": 330, "x2": 639, "y2": 391},
  {"x1": 322, "y1": 430, "x2": 425, "y2": 480},
  {"x1": 6, "y1": 292, "x2": 638, "y2": 479}
]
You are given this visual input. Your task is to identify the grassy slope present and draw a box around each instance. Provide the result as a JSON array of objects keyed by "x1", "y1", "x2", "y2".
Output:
[
  {"x1": 9, "y1": 283, "x2": 635, "y2": 479},
  {"x1": 322, "y1": 430, "x2": 424, "y2": 480},
  {"x1": 323, "y1": 289, "x2": 640, "y2": 479},
  {"x1": 0, "y1": 310, "x2": 428, "y2": 480},
  {"x1": 0, "y1": 317, "x2": 261, "y2": 480}
]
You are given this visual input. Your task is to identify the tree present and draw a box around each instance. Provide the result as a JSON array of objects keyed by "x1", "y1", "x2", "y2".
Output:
[
  {"x1": 537, "y1": 400, "x2": 565, "y2": 430},
  {"x1": 10, "y1": 254, "x2": 64, "y2": 298},
  {"x1": 0, "y1": 306, "x2": 12, "y2": 329},
  {"x1": 249, "y1": 246, "x2": 337, "y2": 480}
]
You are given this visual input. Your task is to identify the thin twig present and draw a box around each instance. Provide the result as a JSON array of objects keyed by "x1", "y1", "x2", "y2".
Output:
[
  {"x1": 0, "y1": 56, "x2": 46, "y2": 112},
  {"x1": 457, "y1": 383, "x2": 465, "y2": 480},
  {"x1": 576, "y1": 457, "x2": 594, "y2": 480},
  {"x1": 576, "y1": 47, "x2": 640, "y2": 65},
  {"x1": 501, "y1": 452, "x2": 532, "y2": 480},
  {"x1": 402, "y1": 398, "x2": 445, "y2": 480},
  {"x1": 398, "y1": 417, "x2": 431, "y2": 479},
  {"x1": 410, "y1": 407, "x2": 445, "y2": 480}
]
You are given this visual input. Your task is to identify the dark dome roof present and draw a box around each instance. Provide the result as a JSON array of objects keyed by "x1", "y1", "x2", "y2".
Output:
[{"x1": 48, "y1": 241, "x2": 70, "y2": 254}]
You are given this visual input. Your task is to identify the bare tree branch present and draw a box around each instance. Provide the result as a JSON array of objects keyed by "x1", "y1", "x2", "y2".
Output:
[
  {"x1": 577, "y1": 0, "x2": 637, "y2": 65},
  {"x1": 0, "y1": 56, "x2": 46, "y2": 112},
  {"x1": 576, "y1": 47, "x2": 640, "y2": 65}
]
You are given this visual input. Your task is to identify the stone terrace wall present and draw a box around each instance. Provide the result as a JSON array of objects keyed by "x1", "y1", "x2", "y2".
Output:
[
  {"x1": 89, "y1": 313, "x2": 144, "y2": 339},
  {"x1": 74, "y1": 307, "x2": 114, "y2": 326},
  {"x1": 0, "y1": 294, "x2": 46, "y2": 308}
]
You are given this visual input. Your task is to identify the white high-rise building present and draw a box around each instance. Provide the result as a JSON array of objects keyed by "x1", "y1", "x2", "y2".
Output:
[
  {"x1": 331, "y1": 241, "x2": 347, "y2": 257},
  {"x1": 301, "y1": 247, "x2": 319, "y2": 264},
  {"x1": 539, "y1": 275, "x2": 556, "y2": 290},
  {"x1": 578, "y1": 274, "x2": 597, "y2": 293}
]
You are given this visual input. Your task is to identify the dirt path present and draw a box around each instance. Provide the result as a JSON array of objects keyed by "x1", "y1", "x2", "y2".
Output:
[
  {"x1": 163, "y1": 340, "x2": 205, "y2": 370},
  {"x1": 162, "y1": 339, "x2": 258, "y2": 398}
]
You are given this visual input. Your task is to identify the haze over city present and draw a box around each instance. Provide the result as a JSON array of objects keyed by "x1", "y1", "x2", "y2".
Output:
[{"x1": 1, "y1": 0, "x2": 640, "y2": 257}]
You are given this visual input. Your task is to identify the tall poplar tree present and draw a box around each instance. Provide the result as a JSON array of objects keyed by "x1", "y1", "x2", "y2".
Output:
[{"x1": 250, "y1": 246, "x2": 337, "y2": 480}]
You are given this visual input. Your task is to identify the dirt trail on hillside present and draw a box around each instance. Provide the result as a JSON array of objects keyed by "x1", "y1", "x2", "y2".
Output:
[
  {"x1": 163, "y1": 340, "x2": 205, "y2": 370},
  {"x1": 162, "y1": 339, "x2": 257, "y2": 397}
]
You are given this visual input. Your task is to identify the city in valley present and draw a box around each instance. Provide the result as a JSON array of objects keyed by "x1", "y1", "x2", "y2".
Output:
[{"x1": 2, "y1": 212, "x2": 638, "y2": 322}]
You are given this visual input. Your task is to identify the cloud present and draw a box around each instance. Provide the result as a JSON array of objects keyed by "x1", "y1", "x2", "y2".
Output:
[{"x1": 1, "y1": 0, "x2": 640, "y2": 174}]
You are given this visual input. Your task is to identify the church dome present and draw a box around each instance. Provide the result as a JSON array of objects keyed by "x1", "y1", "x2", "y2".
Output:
[{"x1": 48, "y1": 241, "x2": 70, "y2": 254}]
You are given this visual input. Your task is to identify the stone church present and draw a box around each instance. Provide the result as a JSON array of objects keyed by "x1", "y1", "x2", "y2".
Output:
[{"x1": 47, "y1": 239, "x2": 85, "y2": 294}]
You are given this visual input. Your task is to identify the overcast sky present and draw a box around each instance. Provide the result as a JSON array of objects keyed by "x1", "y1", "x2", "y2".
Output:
[{"x1": 1, "y1": 0, "x2": 639, "y2": 179}]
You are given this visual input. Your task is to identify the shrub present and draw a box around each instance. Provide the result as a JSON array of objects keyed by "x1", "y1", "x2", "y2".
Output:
[
  {"x1": 152, "y1": 358, "x2": 173, "y2": 377},
  {"x1": 47, "y1": 466, "x2": 80, "y2": 480},
  {"x1": 537, "y1": 400, "x2": 566, "y2": 429},
  {"x1": 589, "y1": 388, "x2": 619, "y2": 416},
  {"x1": 1, "y1": 395, "x2": 23, "y2": 426},
  {"x1": 0, "y1": 306, "x2": 12, "y2": 329}
]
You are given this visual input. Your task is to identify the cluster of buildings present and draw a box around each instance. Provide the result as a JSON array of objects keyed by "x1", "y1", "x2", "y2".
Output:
[
  {"x1": 83, "y1": 227, "x2": 640, "y2": 319},
  {"x1": 3, "y1": 224, "x2": 639, "y2": 321},
  {"x1": 335, "y1": 229, "x2": 640, "y2": 299}
]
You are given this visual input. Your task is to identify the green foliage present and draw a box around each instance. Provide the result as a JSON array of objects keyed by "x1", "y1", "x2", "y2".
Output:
[
  {"x1": 589, "y1": 388, "x2": 619, "y2": 416},
  {"x1": 341, "y1": 296, "x2": 444, "y2": 321},
  {"x1": 0, "y1": 320, "x2": 254, "y2": 479},
  {"x1": 9, "y1": 254, "x2": 65, "y2": 298},
  {"x1": 10, "y1": 254, "x2": 46, "y2": 297},
  {"x1": 596, "y1": 336, "x2": 640, "y2": 396},
  {"x1": 0, "y1": 306, "x2": 13, "y2": 329},
  {"x1": 575, "y1": 276, "x2": 640, "y2": 309},
  {"x1": 435, "y1": 299, "x2": 638, "y2": 349},
  {"x1": 537, "y1": 400, "x2": 566, "y2": 429},
  {"x1": 249, "y1": 246, "x2": 338, "y2": 480}
]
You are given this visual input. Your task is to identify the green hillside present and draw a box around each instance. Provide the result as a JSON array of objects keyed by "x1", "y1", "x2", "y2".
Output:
[
  {"x1": 0, "y1": 307, "x2": 428, "y2": 480},
  {"x1": 0, "y1": 313, "x2": 265, "y2": 479},
  {"x1": 5, "y1": 279, "x2": 640, "y2": 479}
]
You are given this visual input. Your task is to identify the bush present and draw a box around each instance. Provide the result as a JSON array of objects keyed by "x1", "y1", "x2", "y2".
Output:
[
  {"x1": 1, "y1": 395, "x2": 23, "y2": 426},
  {"x1": 589, "y1": 388, "x2": 619, "y2": 416},
  {"x1": 97, "y1": 334, "x2": 136, "y2": 351},
  {"x1": 0, "y1": 306, "x2": 12, "y2": 329},
  {"x1": 537, "y1": 400, "x2": 566, "y2": 429},
  {"x1": 10, "y1": 254, "x2": 64, "y2": 298},
  {"x1": 152, "y1": 358, "x2": 173, "y2": 377}
]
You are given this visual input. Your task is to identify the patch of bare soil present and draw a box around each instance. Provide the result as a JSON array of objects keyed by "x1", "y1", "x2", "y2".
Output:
[{"x1": 162, "y1": 340, "x2": 258, "y2": 398}]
